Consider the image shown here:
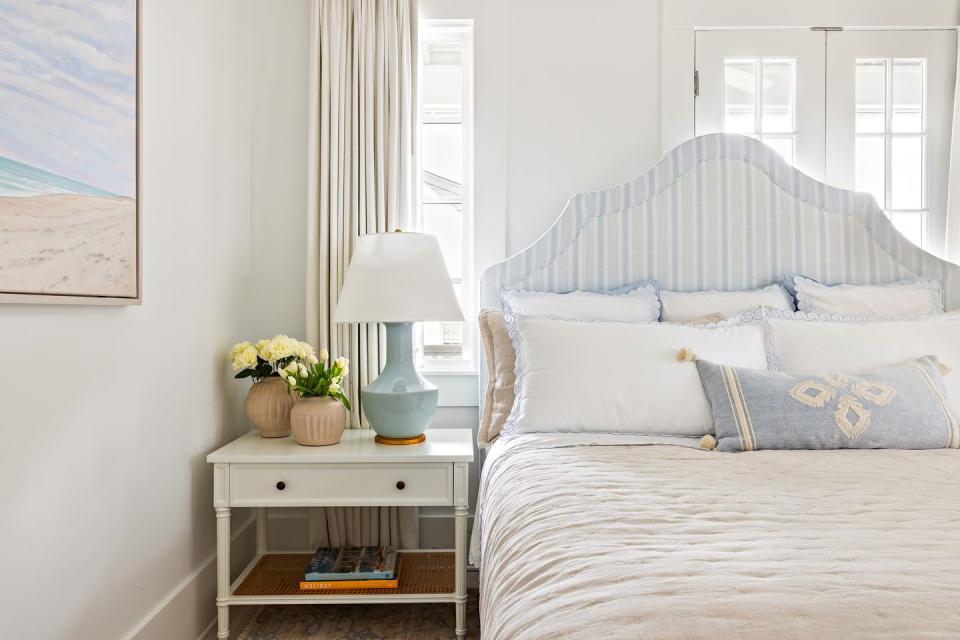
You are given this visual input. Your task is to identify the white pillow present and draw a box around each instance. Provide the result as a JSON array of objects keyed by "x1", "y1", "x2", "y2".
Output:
[
  {"x1": 505, "y1": 315, "x2": 767, "y2": 436},
  {"x1": 501, "y1": 283, "x2": 659, "y2": 322},
  {"x1": 793, "y1": 276, "x2": 942, "y2": 317},
  {"x1": 659, "y1": 284, "x2": 793, "y2": 322},
  {"x1": 766, "y1": 312, "x2": 960, "y2": 413}
]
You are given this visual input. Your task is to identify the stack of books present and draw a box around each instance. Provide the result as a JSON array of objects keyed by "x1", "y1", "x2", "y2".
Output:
[{"x1": 299, "y1": 546, "x2": 400, "y2": 591}]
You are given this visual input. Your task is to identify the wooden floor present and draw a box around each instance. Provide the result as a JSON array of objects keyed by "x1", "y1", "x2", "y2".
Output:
[{"x1": 208, "y1": 591, "x2": 480, "y2": 639}]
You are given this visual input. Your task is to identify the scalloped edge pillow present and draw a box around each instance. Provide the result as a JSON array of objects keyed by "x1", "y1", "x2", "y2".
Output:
[
  {"x1": 791, "y1": 276, "x2": 943, "y2": 317},
  {"x1": 659, "y1": 284, "x2": 794, "y2": 323},
  {"x1": 501, "y1": 281, "x2": 660, "y2": 322}
]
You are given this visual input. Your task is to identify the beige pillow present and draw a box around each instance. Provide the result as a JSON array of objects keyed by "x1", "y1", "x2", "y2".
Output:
[{"x1": 478, "y1": 309, "x2": 516, "y2": 447}]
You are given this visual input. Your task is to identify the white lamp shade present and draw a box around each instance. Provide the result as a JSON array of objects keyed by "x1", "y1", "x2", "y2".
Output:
[{"x1": 334, "y1": 232, "x2": 465, "y2": 323}]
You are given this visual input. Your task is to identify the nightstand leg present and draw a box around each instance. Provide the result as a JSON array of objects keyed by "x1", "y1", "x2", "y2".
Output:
[
  {"x1": 255, "y1": 507, "x2": 267, "y2": 555},
  {"x1": 216, "y1": 507, "x2": 231, "y2": 639},
  {"x1": 455, "y1": 505, "x2": 468, "y2": 638}
]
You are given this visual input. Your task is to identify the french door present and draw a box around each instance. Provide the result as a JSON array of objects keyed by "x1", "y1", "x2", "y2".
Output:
[
  {"x1": 695, "y1": 30, "x2": 826, "y2": 182},
  {"x1": 695, "y1": 28, "x2": 957, "y2": 252}
]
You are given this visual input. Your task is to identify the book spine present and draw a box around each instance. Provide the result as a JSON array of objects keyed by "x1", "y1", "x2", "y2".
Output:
[
  {"x1": 299, "y1": 579, "x2": 399, "y2": 590},
  {"x1": 305, "y1": 571, "x2": 393, "y2": 581}
]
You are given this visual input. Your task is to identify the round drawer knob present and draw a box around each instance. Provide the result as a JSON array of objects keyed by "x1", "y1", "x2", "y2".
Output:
[
  {"x1": 276, "y1": 481, "x2": 286, "y2": 491},
  {"x1": 396, "y1": 481, "x2": 406, "y2": 490}
]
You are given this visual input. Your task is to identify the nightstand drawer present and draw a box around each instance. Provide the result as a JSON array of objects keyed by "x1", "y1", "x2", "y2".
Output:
[{"x1": 229, "y1": 463, "x2": 453, "y2": 506}]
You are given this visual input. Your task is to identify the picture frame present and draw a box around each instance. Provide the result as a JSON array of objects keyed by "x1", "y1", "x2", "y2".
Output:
[{"x1": 0, "y1": 0, "x2": 141, "y2": 305}]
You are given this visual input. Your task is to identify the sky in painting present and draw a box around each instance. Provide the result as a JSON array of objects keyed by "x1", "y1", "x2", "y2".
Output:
[{"x1": 0, "y1": 0, "x2": 136, "y2": 197}]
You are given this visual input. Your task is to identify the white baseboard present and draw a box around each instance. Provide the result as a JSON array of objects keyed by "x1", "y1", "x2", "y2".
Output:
[{"x1": 120, "y1": 516, "x2": 256, "y2": 640}]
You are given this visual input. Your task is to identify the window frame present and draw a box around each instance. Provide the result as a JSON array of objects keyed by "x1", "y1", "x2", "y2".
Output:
[{"x1": 417, "y1": 19, "x2": 476, "y2": 373}]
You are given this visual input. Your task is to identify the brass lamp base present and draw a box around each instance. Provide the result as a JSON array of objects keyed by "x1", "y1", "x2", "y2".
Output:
[{"x1": 374, "y1": 433, "x2": 426, "y2": 446}]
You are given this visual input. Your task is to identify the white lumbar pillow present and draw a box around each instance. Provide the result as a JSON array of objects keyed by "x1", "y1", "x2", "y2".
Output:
[
  {"x1": 792, "y1": 276, "x2": 942, "y2": 317},
  {"x1": 501, "y1": 283, "x2": 660, "y2": 322},
  {"x1": 766, "y1": 312, "x2": 960, "y2": 413},
  {"x1": 504, "y1": 315, "x2": 767, "y2": 437},
  {"x1": 659, "y1": 284, "x2": 794, "y2": 323}
]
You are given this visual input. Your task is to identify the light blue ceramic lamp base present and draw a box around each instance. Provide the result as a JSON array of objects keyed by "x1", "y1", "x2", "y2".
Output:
[{"x1": 361, "y1": 322, "x2": 438, "y2": 442}]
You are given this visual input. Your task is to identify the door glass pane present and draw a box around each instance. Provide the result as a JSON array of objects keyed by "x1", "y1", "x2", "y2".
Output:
[
  {"x1": 855, "y1": 136, "x2": 885, "y2": 208},
  {"x1": 421, "y1": 123, "x2": 462, "y2": 201},
  {"x1": 855, "y1": 59, "x2": 886, "y2": 133},
  {"x1": 762, "y1": 58, "x2": 796, "y2": 133},
  {"x1": 761, "y1": 136, "x2": 794, "y2": 163},
  {"x1": 422, "y1": 203, "x2": 463, "y2": 278},
  {"x1": 422, "y1": 42, "x2": 463, "y2": 109},
  {"x1": 891, "y1": 211, "x2": 925, "y2": 247},
  {"x1": 892, "y1": 59, "x2": 924, "y2": 133},
  {"x1": 724, "y1": 58, "x2": 757, "y2": 133},
  {"x1": 891, "y1": 136, "x2": 923, "y2": 209}
]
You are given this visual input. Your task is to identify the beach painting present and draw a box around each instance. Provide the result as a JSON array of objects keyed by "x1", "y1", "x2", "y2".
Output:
[{"x1": 0, "y1": 0, "x2": 138, "y2": 301}]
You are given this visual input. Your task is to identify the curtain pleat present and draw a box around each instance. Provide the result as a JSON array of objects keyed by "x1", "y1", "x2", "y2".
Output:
[
  {"x1": 945, "y1": 27, "x2": 960, "y2": 262},
  {"x1": 306, "y1": 0, "x2": 418, "y2": 549}
]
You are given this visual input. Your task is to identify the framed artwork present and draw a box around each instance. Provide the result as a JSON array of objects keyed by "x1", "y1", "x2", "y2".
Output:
[{"x1": 0, "y1": 0, "x2": 140, "y2": 304}]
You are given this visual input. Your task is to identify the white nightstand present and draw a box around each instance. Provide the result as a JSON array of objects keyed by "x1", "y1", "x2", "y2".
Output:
[{"x1": 206, "y1": 428, "x2": 475, "y2": 639}]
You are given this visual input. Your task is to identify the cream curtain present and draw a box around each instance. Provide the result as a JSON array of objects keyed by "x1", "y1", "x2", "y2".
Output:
[
  {"x1": 305, "y1": 0, "x2": 418, "y2": 548},
  {"x1": 946, "y1": 27, "x2": 960, "y2": 262}
]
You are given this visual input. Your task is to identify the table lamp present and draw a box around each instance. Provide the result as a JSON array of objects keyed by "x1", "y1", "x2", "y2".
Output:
[{"x1": 334, "y1": 231, "x2": 464, "y2": 445}]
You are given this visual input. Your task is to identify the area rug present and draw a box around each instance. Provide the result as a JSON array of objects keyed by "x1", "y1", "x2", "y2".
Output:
[{"x1": 235, "y1": 590, "x2": 480, "y2": 639}]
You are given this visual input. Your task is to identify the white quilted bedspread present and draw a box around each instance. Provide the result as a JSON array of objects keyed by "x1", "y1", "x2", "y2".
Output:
[{"x1": 475, "y1": 435, "x2": 960, "y2": 639}]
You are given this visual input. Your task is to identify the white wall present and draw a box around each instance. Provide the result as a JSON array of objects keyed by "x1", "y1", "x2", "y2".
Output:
[{"x1": 0, "y1": 1, "x2": 256, "y2": 639}]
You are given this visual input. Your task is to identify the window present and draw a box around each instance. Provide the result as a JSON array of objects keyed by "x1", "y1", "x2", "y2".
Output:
[
  {"x1": 855, "y1": 58, "x2": 927, "y2": 247},
  {"x1": 723, "y1": 57, "x2": 798, "y2": 164},
  {"x1": 418, "y1": 20, "x2": 474, "y2": 370}
]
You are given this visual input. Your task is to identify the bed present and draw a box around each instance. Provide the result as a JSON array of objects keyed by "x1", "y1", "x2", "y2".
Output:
[{"x1": 474, "y1": 134, "x2": 960, "y2": 639}]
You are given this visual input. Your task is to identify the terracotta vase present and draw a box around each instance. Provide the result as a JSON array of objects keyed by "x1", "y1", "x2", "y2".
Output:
[
  {"x1": 290, "y1": 396, "x2": 346, "y2": 446},
  {"x1": 244, "y1": 377, "x2": 293, "y2": 438}
]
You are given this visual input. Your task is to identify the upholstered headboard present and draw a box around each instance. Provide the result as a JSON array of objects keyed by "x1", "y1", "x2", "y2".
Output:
[{"x1": 480, "y1": 133, "x2": 960, "y2": 310}]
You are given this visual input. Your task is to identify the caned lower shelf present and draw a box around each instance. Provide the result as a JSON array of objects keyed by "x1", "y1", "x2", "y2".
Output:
[{"x1": 230, "y1": 551, "x2": 456, "y2": 604}]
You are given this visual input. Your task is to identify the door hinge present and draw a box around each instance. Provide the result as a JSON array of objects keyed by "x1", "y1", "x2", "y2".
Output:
[
  {"x1": 694, "y1": 70, "x2": 700, "y2": 98},
  {"x1": 810, "y1": 26, "x2": 843, "y2": 31}
]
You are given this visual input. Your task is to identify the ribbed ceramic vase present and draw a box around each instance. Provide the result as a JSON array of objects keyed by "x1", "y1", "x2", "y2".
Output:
[
  {"x1": 244, "y1": 377, "x2": 293, "y2": 438},
  {"x1": 290, "y1": 397, "x2": 346, "y2": 446}
]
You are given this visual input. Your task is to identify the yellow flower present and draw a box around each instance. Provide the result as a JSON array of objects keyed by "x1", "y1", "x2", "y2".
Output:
[
  {"x1": 231, "y1": 344, "x2": 258, "y2": 370},
  {"x1": 319, "y1": 348, "x2": 329, "y2": 363},
  {"x1": 257, "y1": 339, "x2": 275, "y2": 362},
  {"x1": 334, "y1": 357, "x2": 349, "y2": 376},
  {"x1": 229, "y1": 341, "x2": 251, "y2": 362},
  {"x1": 270, "y1": 335, "x2": 295, "y2": 360},
  {"x1": 294, "y1": 341, "x2": 315, "y2": 360}
]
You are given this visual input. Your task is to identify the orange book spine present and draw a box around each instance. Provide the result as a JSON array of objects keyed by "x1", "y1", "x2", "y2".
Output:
[{"x1": 299, "y1": 578, "x2": 399, "y2": 590}]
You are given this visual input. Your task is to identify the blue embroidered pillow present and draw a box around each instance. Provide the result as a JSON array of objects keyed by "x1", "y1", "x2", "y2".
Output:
[{"x1": 696, "y1": 355, "x2": 959, "y2": 452}]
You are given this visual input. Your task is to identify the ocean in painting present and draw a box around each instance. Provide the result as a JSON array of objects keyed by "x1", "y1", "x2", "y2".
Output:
[{"x1": 0, "y1": 155, "x2": 118, "y2": 198}]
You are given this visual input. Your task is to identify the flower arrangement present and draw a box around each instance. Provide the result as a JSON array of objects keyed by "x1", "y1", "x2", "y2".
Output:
[
  {"x1": 279, "y1": 353, "x2": 351, "y2": 410},
  {"x1": 229, "y1": 335, "x2": 319, "y2": 381}
]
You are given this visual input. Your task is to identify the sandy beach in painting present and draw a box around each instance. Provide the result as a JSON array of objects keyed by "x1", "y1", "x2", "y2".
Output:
[{"x1": 0, "y1": 194, "x2": 136, "y2": 297}]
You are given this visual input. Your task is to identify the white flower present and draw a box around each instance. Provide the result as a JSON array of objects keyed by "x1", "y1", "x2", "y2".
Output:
[
  {"x1": 298, "y1": 363, "x2": 308, "y2": 376},
  {"x1": 334, "y1": 356, "x2": 349, "y2": 377},
  {"x1": 285, "y1": 375, "x2": 297, "y2": 387},
  {"x1": 329, "y1": 381, "x2": 341, "y2": 394},
  {"x1": 283, "y1": 361, "x2": 299, "y2": 374},
  {"x1": 306, "y1": 354, "x2": 319, "y2": 365},
  {"x1": 319, "y1": 348, "x2": 329, "y2": 363}
]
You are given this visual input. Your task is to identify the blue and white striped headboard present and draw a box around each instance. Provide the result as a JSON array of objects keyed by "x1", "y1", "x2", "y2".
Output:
[{"x1": 480, "y1": 133, "x2": 960, "y2": 310}]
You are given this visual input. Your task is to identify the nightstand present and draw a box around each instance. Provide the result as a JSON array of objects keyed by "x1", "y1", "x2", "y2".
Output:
[{"x1": 206, "y1": 428, "x2": 475, "y2": 639}]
